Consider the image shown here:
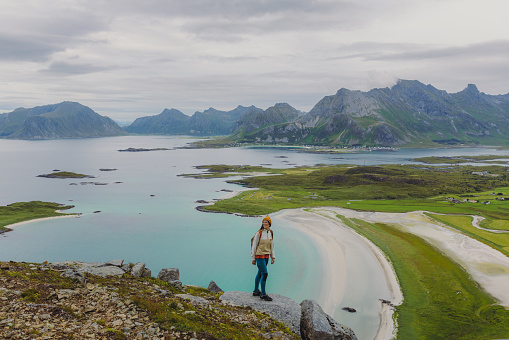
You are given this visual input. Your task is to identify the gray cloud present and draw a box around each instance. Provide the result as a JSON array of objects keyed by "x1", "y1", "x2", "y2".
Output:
[
  {"x1": 0, "y1": 35, "x2": 64, "y2": 62},
  {"x1": 40, "y1": 61, "x2": 115, "y2": 75},
  {"x1": 332, "y1": 40, "x2": 509, "y2": 62}
]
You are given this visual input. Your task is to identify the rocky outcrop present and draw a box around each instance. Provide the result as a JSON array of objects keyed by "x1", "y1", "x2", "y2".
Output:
[
  {"x1": 300, "y1": 300, "x2": 357, "y2": 340},
  {"x1": 1, "y1": 261, "x2": 299, "y2": 339},
  {"x1": 1, "y1": 261, "x2": 359, "y2": 339},
  {"x1": 207, "y1": 280, "x2": 224, "y2": 294},
  {"x1": 220, "y1": 291, "x2": 357, "y2": 339},
  {"x1": 52, "y1": 260, "x2": 130, "y2": 282},
  {"x1": 157, "y1": 267, "x2": 183, "y2": 290}
]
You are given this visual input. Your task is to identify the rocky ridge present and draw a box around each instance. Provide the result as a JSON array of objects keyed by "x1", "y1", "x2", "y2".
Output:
[{"x1": 0, "y1": 260, "x2": 357, "y2": 340}]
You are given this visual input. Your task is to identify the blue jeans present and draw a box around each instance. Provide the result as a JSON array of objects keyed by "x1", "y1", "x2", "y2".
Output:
[{"x1": 254, "y1": 257, "x2": 269, "y2": 295}]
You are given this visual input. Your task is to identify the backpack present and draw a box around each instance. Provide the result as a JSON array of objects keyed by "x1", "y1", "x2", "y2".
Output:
[{"x1": 251, "y1": 229, "x2": 274, "y2": 250}]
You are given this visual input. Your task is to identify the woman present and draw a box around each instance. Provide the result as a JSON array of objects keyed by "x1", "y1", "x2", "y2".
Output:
[{"x1": 251, "y1": 215, "x2": 275, "y2": 301}]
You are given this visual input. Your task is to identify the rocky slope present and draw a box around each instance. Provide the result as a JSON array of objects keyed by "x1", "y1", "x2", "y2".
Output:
[
  {"x1": 0, "y1": 102, "x2": 126, "y2": 139},
  {"x1": 233, "y1": 80, "x2": 509, "y2": 146},
  {"x1": 0, "y1": 260, "x2": 357, "y2": 340}
]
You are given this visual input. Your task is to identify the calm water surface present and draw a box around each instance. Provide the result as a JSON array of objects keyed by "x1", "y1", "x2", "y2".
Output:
[{"x1": 1, "y1": 136, "x2": 507, "y2": 339}]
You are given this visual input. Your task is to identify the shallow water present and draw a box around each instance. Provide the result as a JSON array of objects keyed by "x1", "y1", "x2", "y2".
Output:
[{"x1": 1, "y1": 136, "x2": 508, "y2": 339}]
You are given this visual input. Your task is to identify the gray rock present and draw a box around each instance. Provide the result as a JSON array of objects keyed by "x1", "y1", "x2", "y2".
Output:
[
  {"x1": 104, "y1": 259, "x2": 124, "y2": 267},
  {"x1": 60, "y1": 269, "x2": 86, "y2": 284},
  {"x1": 52, "y1": 261, "x2": 125, "y2": 278},
  {"x1": 157, "y1": 268, "x2": 179, "y2": 282},
  {"x1": 131, "y1": 262, "x2": 146, "y2": 278},
  {"x1": 175, "y1": 294, "x2": 210, "y2": 306},
  {"x1": 170, "y1": 280, "x2": 184, "y2": 290},
  {"x1": 142, "y1": 268, "x2": 152, "y2": 278},
  {"x1": 207, "y1": 280, "x2": 223, "y2": 294},
  {"x1": 300, "y1": 300, "x2": 357, "y2": 340},
  {"x1": 220, "y1": 291, "x2": 301, "y2": 335},
  {"x1": 85, "y1": 266, "x2": 125, "y2": 277}
]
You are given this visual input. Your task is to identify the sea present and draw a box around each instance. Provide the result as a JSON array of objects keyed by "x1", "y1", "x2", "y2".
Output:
[{"x1": 2, "y1": 136, "x2": 509, "y2": 339}]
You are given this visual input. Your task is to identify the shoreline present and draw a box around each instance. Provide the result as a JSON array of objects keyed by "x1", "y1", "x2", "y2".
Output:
[
  {"x1": 275, "y1": 208, "x2": 402, "y2": 340},
  {"x1": 2, "y1": 213, "x2": 79, "y2": 231}
]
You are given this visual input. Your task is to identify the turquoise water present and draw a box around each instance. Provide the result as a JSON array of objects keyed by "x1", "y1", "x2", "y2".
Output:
[{"x1": 2, "y1": 136, "x2": 509, "y2": 339}]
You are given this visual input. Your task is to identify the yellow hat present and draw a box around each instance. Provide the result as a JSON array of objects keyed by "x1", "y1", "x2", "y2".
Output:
[{"x1": 262, "y1": 216, "x2": 271, "y2": 225}]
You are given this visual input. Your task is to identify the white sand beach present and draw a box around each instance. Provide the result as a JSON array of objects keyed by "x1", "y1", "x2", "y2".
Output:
[
  {"x1": 276, "y1": 206, "x2": 509, "y2": 340},
  {"x1": 3, "y1": 213, "x2": 79, "y2": 230},
  {"x1": 276, "y1": 208, "x2": 403, "y2": 340}
]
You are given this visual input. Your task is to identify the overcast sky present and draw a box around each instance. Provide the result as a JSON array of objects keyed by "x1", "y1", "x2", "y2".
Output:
[{"x1": 1, "y1": 0, "x2": 508, "y2": 120}]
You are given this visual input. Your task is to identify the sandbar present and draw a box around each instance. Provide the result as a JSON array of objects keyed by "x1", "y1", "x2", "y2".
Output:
[{"x1": 2, "y1": 213, "x2": 79, "y2": 231}]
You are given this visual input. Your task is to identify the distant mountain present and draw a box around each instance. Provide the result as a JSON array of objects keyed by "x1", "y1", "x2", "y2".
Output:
[
  {"x1": 124, "y1": 105, "x2": 261, "y2": 135},
  {"x1": 233, "y1": 80, "x2": 509, "y2": 146},
  {"x1": 188, "y1": 106, "x2": 262, "y2": 135},
  {"x1": 124, "y1": 109, "x2": 190, "y2": 134},
  {"x1": 231, "y1": 103, "x2": 303, "y2": 138},
  {"x1": 0, "y1": 102, "x2": 126, "y2": 140}
]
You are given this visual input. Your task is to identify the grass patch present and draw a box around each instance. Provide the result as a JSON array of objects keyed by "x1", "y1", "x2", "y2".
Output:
[
  {"x1": 0, "y1": 201, "x2": 75, "y2": 232},
  {"x1": 339, "y1": 216, "x2": 509, "y2": 339},
  {"x1": 425, "y1": 214, "x2": 509, "y2": 257},
  {"x1": 193, "y1": 163, "x2": 509, "y2": 216},
  {"x1": 414, "y1": 155, "x2": 509, "y2": 164}
]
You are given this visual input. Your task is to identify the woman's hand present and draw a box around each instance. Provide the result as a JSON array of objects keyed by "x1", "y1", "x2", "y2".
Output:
[
  {"x1": 271, "y1": 258, "x2": 275, "y2": 264},
  {"x1": 252, "y1": 260, "x2": 256, "y2": 265}
]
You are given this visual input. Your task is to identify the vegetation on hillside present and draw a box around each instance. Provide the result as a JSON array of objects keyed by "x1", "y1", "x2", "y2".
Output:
[{"x1": 0, "y1": 261, "x2": 297, "y2": 339}]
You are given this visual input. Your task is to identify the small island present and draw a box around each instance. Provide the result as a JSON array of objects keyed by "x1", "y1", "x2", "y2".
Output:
[
  {"x1": 118, "y1": 147, "x2": 172, "y2": 152},
  {"x1": 37, "y1": 171, "x2": 95, "y2": 179}
]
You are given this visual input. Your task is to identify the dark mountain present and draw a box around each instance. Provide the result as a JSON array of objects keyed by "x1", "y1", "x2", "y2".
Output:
[
  {"x1": 234, "y1": 80, "x2": 509, "y2": 146},
  {"x1": 231, "y1": 103, "x2": 303, "y2": 140},
  {"x1": 0, "y1": 102, "x2": 126, "y2": 139},
  {"x1": 124, "y1": 109, "x2": 190, "y2": 134},
  {"x1": 124, "y1": 105, "x2": 261, "y2": 136},
  {"x1": 188, "y1": 105, "x2": 261, "y2": 135}
]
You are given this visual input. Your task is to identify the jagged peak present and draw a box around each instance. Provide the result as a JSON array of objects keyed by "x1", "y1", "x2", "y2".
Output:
[{"x1": 465, "y1": 84, "x2": 480, "y2": 93}]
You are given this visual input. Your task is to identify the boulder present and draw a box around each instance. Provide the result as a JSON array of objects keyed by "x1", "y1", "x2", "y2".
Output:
[
  {"x1": 131, "y1": 262, "x2": 146, "y2": 278},
  {"x1": 142, "y1": 268, "x2": 152, "y2": 278},
  {"x1": 207, "y1": 280, "x2": 223, "y2": 294},
  {"x1": 61, "y1": 269, "x2": 86, "y2": 284},
  {"x1": 220, "y1": 291, "x2": 301, "y2": 335},
  {"x1": 51, "y1": 261, "x2": 125, "y2": 278},
  {"x1": 157, "y1": 268, "x2": 179, "y2": 282},
  {"x1": 85, "y1": 266, "x2": 125, "y2": 277},
  {"x1": 104, "y1": 259, "x2": 124, "y2": 267},
  {"x1": 300, "y1": 300, "x2": 357, "y2": 340}
]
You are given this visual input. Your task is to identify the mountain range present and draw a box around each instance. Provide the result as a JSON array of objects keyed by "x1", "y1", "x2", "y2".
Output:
[
  {"x1": 231, "y1": 80, "x2": 509, "y2": 146},
  {"x1": 2, "y1": 80, "x2": 509, "y2": 145},
  {"x1": 124, "y1": 105, "x2": 262, "y2": 135}
]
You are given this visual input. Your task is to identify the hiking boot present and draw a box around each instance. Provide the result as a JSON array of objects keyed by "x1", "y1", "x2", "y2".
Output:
[
  {"x1": 260, "y1": 294, "x2": 273, "y2": 301},
  {"x1": 253, "y1": 290, "x2": 262, "y2": 296}
]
